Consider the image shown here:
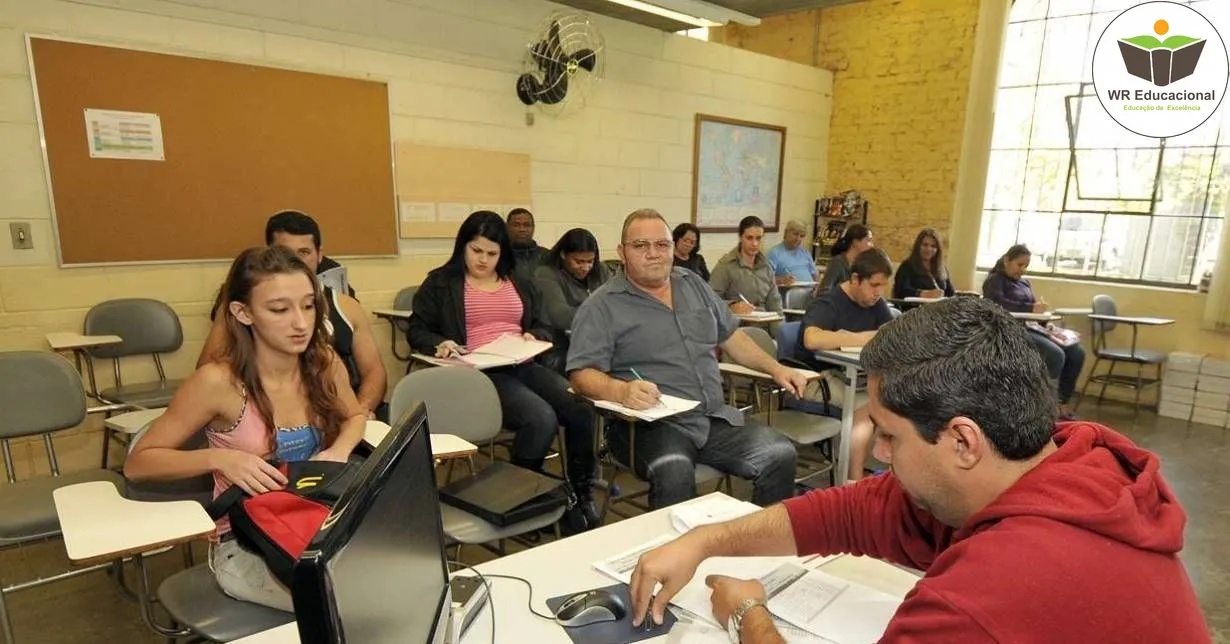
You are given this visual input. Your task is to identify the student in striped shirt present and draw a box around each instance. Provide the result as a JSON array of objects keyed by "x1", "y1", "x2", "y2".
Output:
[{"x1": 408, "y1": 211, "x2": 600, "y2": 534}]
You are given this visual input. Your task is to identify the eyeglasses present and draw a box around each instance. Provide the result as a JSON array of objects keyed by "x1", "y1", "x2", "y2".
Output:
[{"x1": 623, "y1": 239, "x2": 674, "y2": 253}]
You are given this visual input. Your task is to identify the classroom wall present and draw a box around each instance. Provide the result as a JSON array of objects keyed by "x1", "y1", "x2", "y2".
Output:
[
  {"x1": 0, "y1": 0, "x2": 832, "y2": 477},
  {"x1": 717, "y1": 0, "x2": 984, "y2": 259}
]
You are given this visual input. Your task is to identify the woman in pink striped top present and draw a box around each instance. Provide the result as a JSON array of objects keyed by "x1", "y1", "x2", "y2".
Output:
[{"x1": 408, "y1": 211, "x2": 600, "y2": 534}]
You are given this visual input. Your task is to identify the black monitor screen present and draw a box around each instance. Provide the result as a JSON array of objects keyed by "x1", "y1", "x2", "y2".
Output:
[{"x1": 293, "y1": 403, "x2": 450, "y2": 644}]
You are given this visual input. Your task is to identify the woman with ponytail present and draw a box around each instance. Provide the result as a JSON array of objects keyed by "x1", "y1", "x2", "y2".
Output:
[
  {"x1": 126, "y1": 245, "x2": 367, "y2": 611},
  {"x1": 819, "y1": 224, "x2": 875, "y2": 291}
]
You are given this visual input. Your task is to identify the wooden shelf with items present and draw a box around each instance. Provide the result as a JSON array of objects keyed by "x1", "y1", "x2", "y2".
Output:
[{"x1": 812, "y1": 191, "x2": 869, "y2": 267}]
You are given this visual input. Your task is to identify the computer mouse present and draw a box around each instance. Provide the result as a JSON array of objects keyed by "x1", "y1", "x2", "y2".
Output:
[{"x1": 553, "y1": 589, "x2": 628, "y2": 628}]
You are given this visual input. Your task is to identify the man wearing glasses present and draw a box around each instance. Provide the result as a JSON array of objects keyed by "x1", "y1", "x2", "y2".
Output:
[{"x1": 568, "y1": 209, "x2": 806, "y2": 509}]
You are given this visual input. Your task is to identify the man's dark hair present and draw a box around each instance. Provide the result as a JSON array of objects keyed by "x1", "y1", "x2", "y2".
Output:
[
  {"x1": 862, "y1": 297, "x2": 1056, "y2": 459},
  {"x1": 265, "y1": 210, "x2": 321, "y2": 249},
  {"x1": 506, "y1": 208, "x2": 534, "y2": 224},
  {"x1": 851, "y1": 248, "x2": 892, "y2": 281}
]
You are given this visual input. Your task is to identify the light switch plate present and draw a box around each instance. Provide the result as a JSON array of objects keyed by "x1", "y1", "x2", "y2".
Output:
[{"x1": 10, "y1": 222, "x2": 33, "y2": 250}]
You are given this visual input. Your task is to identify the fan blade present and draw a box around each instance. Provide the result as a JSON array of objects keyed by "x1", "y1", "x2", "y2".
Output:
[
  {"x1": 548, "y1": 21, "x2": 562, "y2": 51},
  {"x1": 539, "y1": 71, "x2": 569, "y2": 105},
  {"x1": 570, "y1": 48, "x2": 597, "y2": 73},
  {"x1": 515, "y1": 73, "x2": 541, "y2": 106}
]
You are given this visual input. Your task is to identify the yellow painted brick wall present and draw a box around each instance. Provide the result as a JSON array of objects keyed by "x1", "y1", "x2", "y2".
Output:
[{"x1": 718, "y1": 0, "x2": 984, "y2": 263}]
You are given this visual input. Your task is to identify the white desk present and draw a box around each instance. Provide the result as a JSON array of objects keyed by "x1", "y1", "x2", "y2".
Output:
[
  {"x1": 372, "y1": 308, "x2": 413, "y2": 321},
  {"x1": 365, "y1": 420, "x2": 478, "y2": 459},
  {"x1": 1087, "y1": 314, "x2": 1175, "y2": 326},
  {"x1": 232, "y1": 492, "x2": 920, "y2": 643},
  {"x1": 45, "y1": 332, "x2": 123, "y2": 352},
  {"x1": 1009, "y1": 311, "x2": 1062, "y2": 323},
  {"x1": 736, "y1": 312, "x2": 784, "y2": 325},
  {"x1": 815, "y1": 349, "x2": 863, "y2": 485},
  {"x1": 54, "y1": 482, "x2": 216, "y2": 566}
]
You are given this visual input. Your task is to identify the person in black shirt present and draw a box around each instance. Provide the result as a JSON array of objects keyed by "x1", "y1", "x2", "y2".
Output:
[
  {"x1": 507, "y1": 208, "x2": 546, "y2": 282},
  {"x1": 798, "y1": 249, "x2": 894, "y2": 482},
  {"x1": 671, "y1": 222, "x2": 709, "y2": 281},
  {"x1": 893, "y1": 228, "x2": 956, "y2": 299}
]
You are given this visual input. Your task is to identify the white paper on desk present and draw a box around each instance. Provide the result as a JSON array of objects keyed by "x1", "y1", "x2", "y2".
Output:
[
  {"x1": 740, "y1": 311, "x2": 781, "y2": 320},
  {"x1": 766, "y1": 563, "x2": 902, "y2": 644},
  {"x1": 461, "y1": 334, "x2": 552, "y2": 368},
  {"x1": 591, "y1": 394, "x2": 699, "y2": 422},
  {"x1": 593, "y1": 534, "x2": 675, "y2": 581},
  {"x1": 670, "y1": 495, "x2": 762, "y2": 533},
  {"x1": 837, "y1": 346, "x2": 862, "y2": 355}
]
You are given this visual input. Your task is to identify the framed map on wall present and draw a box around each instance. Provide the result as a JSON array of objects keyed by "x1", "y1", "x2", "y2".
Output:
[{"x1": 691, "y1": 114, "x2": 786, "y2": 233}]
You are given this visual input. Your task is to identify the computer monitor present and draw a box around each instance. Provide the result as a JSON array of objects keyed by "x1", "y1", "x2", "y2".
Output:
[{"x1": 292, "y1": 403, "x2": 451, "y2": 644}]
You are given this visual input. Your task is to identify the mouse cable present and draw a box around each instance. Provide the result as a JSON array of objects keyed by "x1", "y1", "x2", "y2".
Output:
[
  {"x1": 478, "y1": 572, "x2": 559, "y2": 620},
  {"x1": 447, "y1": 561, "x2": 497, "y2": 644}
]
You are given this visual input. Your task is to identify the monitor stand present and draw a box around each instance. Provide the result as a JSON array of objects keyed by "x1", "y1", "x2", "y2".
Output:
[{"x1": 446, "y1": 574, "x2": 489, "y2": 644}]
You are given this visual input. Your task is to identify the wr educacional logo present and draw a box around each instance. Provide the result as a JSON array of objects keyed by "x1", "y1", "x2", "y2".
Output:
[{"x1": 1092, "y1": 1, "x2": 1228, "y2": 138}]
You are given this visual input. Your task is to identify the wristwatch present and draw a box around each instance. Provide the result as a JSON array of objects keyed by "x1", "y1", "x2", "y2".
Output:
[{"x1": 727, "y1": 598, "x2": 767, "y2": 643}]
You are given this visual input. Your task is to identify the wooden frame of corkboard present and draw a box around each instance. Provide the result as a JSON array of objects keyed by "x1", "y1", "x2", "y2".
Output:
[
  {"x1": 691, "y1": 114, "x2": 786, "y2": 234},
  {"x1": 27, "y1": 36, "x2": 397, "y2": 265}
]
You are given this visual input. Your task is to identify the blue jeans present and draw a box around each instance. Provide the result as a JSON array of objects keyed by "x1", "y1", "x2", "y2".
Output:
[
  {"x1": 1028, "y1": 332, "x2": 1087, "y2": 404},
  {"x1": 607, "y1": 416, "x2": 797, "y2": 509},
  {"x1": 486, "y1": 362, "x2": 597, "y2": 493}
]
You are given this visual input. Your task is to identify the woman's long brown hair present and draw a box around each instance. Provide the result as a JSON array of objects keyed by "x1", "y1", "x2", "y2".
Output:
[{"x1": 217, "y1": 246, "x2": 346, "y2": 453}]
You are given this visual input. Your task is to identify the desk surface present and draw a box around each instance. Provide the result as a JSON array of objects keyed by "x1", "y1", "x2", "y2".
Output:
[
  {"x1": 783, "y1": 308, "x2": 806, "y2": 317},
  {"x1": 46, "y1": 332, "x2": 123, "y2": 351},
  {"x1": 719, "y1": 363, "x2": 822, "y2": 381},
  {"x1": 1053, "y1": 307, "x2": 1093, "y2": 316},
  {"x1": 371, "y1": 308, "x2": 413, "y2": 319},
  {"x1": 54, "y1": 481, "x2": 216, "y2": 567},
  {"x1": 815, "y1": 349, "x2": 862, "y2": 368},
  {"x1": 1009, "y1": 311, "x2": 1062, "y2": 322},
  {"x1": 736, "y1": 312, "x2": 784, "y2": 323},
  {"x1": 1088, "y1": 314, "x2": 1175, "y2": 326},
  {"x1": 233, "y1": 492, "x2": 920, "y2": 643},
  {"x1": 364, "y1": 420, "x2": 478, "y2": 458}
]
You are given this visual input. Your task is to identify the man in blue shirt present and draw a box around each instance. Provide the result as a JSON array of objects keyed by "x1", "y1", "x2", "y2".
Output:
[{"x1": 767, "y1": 219, "x2": 818, "y2": 287}]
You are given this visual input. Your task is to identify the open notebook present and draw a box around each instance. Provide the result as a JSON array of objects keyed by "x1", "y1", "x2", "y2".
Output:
[
  {"x1": 417, "y1": 334, "x2": 552, "y2": 369},
  {"x1": 590, "y1": 393, "x2": 699, "y2": 422}
]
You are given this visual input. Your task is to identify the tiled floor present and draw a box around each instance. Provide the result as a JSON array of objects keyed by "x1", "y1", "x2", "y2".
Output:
[{"x1": 1, "y1": 402, "x2": 1226, "y2": 643}]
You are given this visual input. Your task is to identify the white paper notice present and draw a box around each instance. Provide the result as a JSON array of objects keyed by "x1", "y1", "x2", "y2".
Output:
[
  {"x1": 437, "y1": 203, "x2": 472, "y2": 222},
  {"x1": 84, "y1": 109, "x2": 165, "y2": 161},
  {"x1": 471, "y1": 203, "x2": 505, "y2": 216},
  {"x1": 400, "y1": 202, "x2": 437, "y2": 223}
]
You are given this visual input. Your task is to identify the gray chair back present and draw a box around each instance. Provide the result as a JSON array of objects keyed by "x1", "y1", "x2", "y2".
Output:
[
  {"x1": 390, "y1": 368, "x2": 501, "y2": 444},
  {"x1": 0, "y1": 352, "x2": 86, "y2": 440},
  {"x1": 784, "y1": 286, "x2": 813, "y2": 311},
  {"x1": 1092, "y1": 294, "x2": 1118, "y2": 331},
  {"x1": 124, "y1": 422, "x2": 214, "y2": 504},
  {"x1": 732, "y1": 326, "x2": 776, "y2": 360},
  {"x1": 392, "y1": 286, "x2": 418, "y2": 336},
  {"x1": 84, "y1": 298, "x2": 184, "y2": 359}
]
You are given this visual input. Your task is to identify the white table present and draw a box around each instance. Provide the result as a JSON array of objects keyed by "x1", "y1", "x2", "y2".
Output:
[
  {"x1": 371, "y1": 308, "x2": 413, "y2": 321},
  {"x1": 1009, "y1": 311, "x2": 1062, "y2": 323},
  {"x1": 736, "y1": 312, "x2": 784, "y2": 325},
  {"x1": 364, "y1": 420, "x2": 478, "y2": 459},
  {"x1": 232, "y1": 492, "x2": 921, "y2": 643},
  {"x1": 815, "y1": 349, "x2": 863, "y2": 485},
  {"x1": 45, "y1": 332, "x2": 124, "y2": 399}
]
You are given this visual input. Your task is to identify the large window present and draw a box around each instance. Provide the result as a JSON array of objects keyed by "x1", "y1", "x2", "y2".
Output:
[{"x1": 979, "y1": 0, "x2": 1226, "y2": 287}]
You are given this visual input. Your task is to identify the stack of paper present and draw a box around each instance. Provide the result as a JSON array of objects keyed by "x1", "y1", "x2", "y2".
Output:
[
  {"x1": 417, "y1": 334, "x2": 552, "y2": 369},
  {"x1": 670, "y1": 495, "x2": 762, "y2": 533},
  {"x1": 591, "y1": 393, "x2": 699, "y2": 422},
  {"x1": 740, "y1": 311, "x2": 782, "y2": 320}
]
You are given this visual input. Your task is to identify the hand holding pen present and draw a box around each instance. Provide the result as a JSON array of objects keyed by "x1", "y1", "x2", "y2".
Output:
[
  {"x1": 622, "y1": 367, "x2": 662, "y2": 410},
  {"x1": 731, "y1": 292, "x2": 756, "y2": 315}
]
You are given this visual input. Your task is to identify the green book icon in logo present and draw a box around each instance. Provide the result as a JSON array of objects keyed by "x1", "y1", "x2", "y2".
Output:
[{"x1": 1118, "y1": 20, "x2": 1206, "y2": 86}]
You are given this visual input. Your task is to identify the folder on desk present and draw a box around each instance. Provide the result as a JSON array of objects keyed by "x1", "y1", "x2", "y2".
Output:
[{"x1": 416, "y1": 334, "x2": 553, "y2": 369}]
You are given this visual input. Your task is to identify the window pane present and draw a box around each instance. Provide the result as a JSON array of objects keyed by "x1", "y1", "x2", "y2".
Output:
[
  {"x1": 1022, "y1": 150, "x2": 1070, "y2": 212},
  {"x1": 1142, "y1": 217, "x2": 1204, "y2": 283},
  {"x1": 977, "y1": 211, "x2": 1021, "y2": 268},
  {"x1": 1054, "y1": 213, "x2": 1103, "y2": 276},
  {"x1": 1194, "y1": 219, "x2": 1222, "y2": 284},
  {"x1": 1206, "y1": 151, "x2": 1230, "y2": 218},
  {"x1": 1072, "y1": 149, "x2": 1160, "y2": 201},
  {"x1": 1069, "y1": 93, "x2": 1155, "y2": 149},
  {"x1": 1018, "y1": 212, "x2": 1061, "y2": 272},
  {"x1": 1039, "y1": 15, "x2": 1092, "y2": 85},
  {"x1": 1156, "y1": 148, "x2": 1215, "y2": 216},
  {"x1": 999, "y1": 22, "x2": 1044, "y2": 87},
  {"x1": 985, "y1": 150, "x2": 1027, "y2": 210},
  {"x1": 1093, "y1": 0, "x2": 1145, "y2": 13},
  {"x1": 992, "y1": 87, "x2": 1036, "y2": 149},
  {"x1": 1099, "y1": 215, "x2": 1150, "y2": 280},
  {"x1": 1168, "y1": 112, "x2": 1221, "y2": 147},
  {"x1": 1082, "y1": 13, "x2": 1115, "y2": 84},
  {"x1": 1011, "y1": 0, "x2": 1048, "y2": 22},
  {"x1": 1049, "y1": 0, "x2": 1091, "y2": 17},
  {"x1": 1030, "y1": 85, "x2": 1080, "y2": 149}
]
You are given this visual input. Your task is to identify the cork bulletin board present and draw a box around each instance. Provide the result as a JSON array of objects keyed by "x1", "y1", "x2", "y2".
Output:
[
  {"x1": 28, "y1": 37, "x2": 397, "y2": 265},
  {"x1": 394, "y1": 142, "x2": 533, "y2": 239}
]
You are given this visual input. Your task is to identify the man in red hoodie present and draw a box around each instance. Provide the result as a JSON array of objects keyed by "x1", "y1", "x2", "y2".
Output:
[{"x1": 629, "y1": 296, "x2": 1209, "y2": 643}]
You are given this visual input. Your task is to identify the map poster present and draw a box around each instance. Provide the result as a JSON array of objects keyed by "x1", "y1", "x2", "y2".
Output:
[
  {"x1": 83, "y1": 108, "x2": 165, "y2": 161},
  {"x1": 691, "y1": 114, "x2": 785, "y2": 232}
]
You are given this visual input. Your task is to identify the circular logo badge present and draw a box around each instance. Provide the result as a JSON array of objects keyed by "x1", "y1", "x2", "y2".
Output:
[{"x1": 1092, "y1": 1, "x2": 1228, "y2": 138}]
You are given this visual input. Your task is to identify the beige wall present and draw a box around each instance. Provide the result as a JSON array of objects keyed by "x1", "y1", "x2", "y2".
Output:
[{"x1": 0, "y1": 0, "x2": 833, "y2": 477}]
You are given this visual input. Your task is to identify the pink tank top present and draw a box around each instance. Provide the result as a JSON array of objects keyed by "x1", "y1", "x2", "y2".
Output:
[
  {"x1": 464, "y1": 279, "x2": 524, "y2": 349},
  {"x1": 206, "y1": 387, "x2": 322, "y2": 536}
]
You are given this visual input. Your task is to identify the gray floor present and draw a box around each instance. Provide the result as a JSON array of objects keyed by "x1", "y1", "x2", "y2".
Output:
[{"x1": 1, "y1": 402, "x2": 1226, "y2": 643}]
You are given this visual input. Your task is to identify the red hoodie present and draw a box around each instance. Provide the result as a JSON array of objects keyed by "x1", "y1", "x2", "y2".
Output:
[{"x1": 782, "y1": 422, "x2": 1209, "y2": 642}]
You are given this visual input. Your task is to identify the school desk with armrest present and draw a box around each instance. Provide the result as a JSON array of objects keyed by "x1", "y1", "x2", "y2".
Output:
[
  {"x1": 1078, "y1": 294, "x2": 1175, "y2": 415},
  {"x1": 232, "y1": 491, "x2": 924, "y2": 644}
]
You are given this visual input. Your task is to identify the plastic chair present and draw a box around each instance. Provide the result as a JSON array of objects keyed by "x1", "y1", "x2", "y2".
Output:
[
  {"x1": 783, "y1": 285, "x2": 814, "y2": 311},
  {"x1": 720, "y1": 327, "x2": 777, "y2": 411},
  {"x1": 390, "y1": 367, "x2": 566, "y2": 556},
  {"x1": 83, "y1": 298, "x2": 185, "y2": 467},
  {"x1": 0, "y1": 351, "x2": 125, "y2": 644},
  {"x1": 1077, "y1": 294, "x2": 1166, "y2": 414},
  {"x1": 390, "y1": 286, "x2": 418, "y2": 363}
]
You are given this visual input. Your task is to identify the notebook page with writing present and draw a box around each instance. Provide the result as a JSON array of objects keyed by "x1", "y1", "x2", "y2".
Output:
[{"x1": 591, "y1": 394, "x2": 700, "y2": 422}]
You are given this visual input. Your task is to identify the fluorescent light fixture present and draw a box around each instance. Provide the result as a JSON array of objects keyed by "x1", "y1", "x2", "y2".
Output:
[{"x1": 601, "y1": 0, "x2": 761, "y2": 28}]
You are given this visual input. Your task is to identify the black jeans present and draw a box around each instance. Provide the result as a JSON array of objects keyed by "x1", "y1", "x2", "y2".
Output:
[
  {"x1": 1028, "y1": 332, "x2": 1087, "y2": 404},
  {"x1": 486, "y1": 362, "x2": 597, "y2": 495},
  {"x1": 607, "y1": 416, "x2": 797, "y2": 509}
]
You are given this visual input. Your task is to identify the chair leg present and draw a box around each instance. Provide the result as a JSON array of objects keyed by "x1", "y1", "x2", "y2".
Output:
[
  {"x1": 101, "y1": 426, "x2": 113, "y2": 469},
  {"x1": 1099, "y1": 360, "x2": 1116, "y2": 404},
  {"x1": 1133, "y1": 363, "x2": 1144, "y2": 417},
  {"x1": 0, "y1": 588, "x2": 15, "y2": 644},
  {"x1": 1076, "y1": 356, "x2": 1102, "y2": 413}
]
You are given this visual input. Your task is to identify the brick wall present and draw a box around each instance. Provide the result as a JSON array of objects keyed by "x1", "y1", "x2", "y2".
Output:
[{"x1": 718, "y1": 0, "x2": 983, "y2": 260}]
